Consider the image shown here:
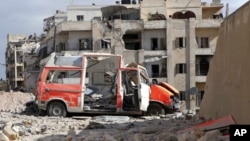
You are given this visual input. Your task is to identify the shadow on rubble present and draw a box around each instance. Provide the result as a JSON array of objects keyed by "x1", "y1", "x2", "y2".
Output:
[
  {"x1": 20, "y1": 100, "x2": 40, "y2": 116},
  {"x1": 35, "y1": 115, "x2": 197, "y2": 141}
]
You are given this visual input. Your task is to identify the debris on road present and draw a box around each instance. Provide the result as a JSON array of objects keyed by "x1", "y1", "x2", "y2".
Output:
[{"x1": 0, "y1": 91, "x2": 230, "y2": 141}]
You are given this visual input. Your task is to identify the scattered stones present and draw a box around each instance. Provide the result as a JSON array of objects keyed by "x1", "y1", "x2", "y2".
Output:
[
  {"x1": 0, "y1": 92, "x2": 227, "y2": 141},
  {"x1": 0, "y1": 132, "x2": 9, "y2": 141},
  {"x1": 3, "y1": 126, "x2": 19, "y2": 140}
]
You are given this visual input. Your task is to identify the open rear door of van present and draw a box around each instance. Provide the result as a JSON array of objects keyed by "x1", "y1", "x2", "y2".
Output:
[{"x1": 137, "y1": 65, "x2": 150, "y2": 111}]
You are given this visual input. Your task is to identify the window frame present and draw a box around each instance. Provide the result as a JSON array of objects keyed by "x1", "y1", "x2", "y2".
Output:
[
  {"x1": 200, "y1": 37, "x2": 209, "y2": 48},
  {"x1": 176, "y1": 63, "x2": 187, "y2": 74},
  {"x1": 175, "y1": 37, "x2": 186, "y2": 48},
  {"x1": 79, "y1": 38, "x2": 92, "y2": 50},
  {"x1": 76, "y1": 15, "x2": 84, "y2": 21}
]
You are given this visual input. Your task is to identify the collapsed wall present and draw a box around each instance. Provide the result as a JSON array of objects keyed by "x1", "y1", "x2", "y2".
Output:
[{"x1": 199, "y1": 1, "x2": 250, "y2": 124}]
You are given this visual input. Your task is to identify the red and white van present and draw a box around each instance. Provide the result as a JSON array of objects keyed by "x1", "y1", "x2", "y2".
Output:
[{"x1": 36, "y1": 53, "x2": 179, "y2": 116}]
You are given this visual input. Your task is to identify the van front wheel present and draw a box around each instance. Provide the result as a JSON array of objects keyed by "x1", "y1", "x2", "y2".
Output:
[
  {"x1": 146, "y1": 103, "x2": 165, "y2": 116},
  {"x1": 47, "y1": 102, "x2": 67, "y2": 117}
]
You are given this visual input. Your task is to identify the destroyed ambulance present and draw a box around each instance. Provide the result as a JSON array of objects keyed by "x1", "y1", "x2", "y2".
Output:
[{"x1": 36, "y1": 53, "x2": 180, "y2": 117}]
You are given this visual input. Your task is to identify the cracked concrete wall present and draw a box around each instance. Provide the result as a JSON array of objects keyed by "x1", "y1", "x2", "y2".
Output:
[{"x1": 199, "y1": 1, "x2": 250, "y2": 124}]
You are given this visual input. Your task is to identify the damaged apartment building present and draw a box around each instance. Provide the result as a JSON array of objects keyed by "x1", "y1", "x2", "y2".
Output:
[
  {"x1": 6, "y1": 0, "x2": 223, "y2": 110},
  {"x1": 5, "y1": 34, "x2": 43, "y2": 92}
]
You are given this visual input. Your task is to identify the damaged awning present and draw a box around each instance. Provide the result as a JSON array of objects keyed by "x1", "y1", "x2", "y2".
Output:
[
  {"x1": 101, "y1": 5, "x2": 139, "y2": 18},
  {"x1": 101, "y1": 5, "x2": 127, "y2": 17}
]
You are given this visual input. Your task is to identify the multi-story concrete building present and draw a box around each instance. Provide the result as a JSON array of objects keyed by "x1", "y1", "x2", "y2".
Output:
[
  {"x1": 5, "y1": 34, "x2": 41, "y2": 91},
  {"x1": 39, "y1": 0, "x2": 223, "y2": 110},
  {"x1": 6, "y1": 34, "x2": 27, "y2": 90}
]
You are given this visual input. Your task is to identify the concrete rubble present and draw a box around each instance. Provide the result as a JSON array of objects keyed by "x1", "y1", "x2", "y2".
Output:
[{"x1": 0, "y1": 91, "x2": 229, "y2": 141}]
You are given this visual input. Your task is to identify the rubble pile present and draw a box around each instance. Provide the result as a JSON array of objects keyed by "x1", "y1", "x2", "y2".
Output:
[
  {"x1": 0, "y1": 113, "x2": 229, "y2": 141},
  {"x1": 0, "y1": 92, "x2": 229, "y2": 141},
  {"x1": 0, "y1": 91, "x2": 35, "y2": 113}
]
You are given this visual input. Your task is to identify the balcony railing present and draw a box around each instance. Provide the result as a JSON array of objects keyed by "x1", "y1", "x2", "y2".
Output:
[
  {"x1": 195, "y1": 76, "x2": 206, "y2": 82},
  {"x1": 144, "y1": 50, "x2": 167, "y2": 56}
]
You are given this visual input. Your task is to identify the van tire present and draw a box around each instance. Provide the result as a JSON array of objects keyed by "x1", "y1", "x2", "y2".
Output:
[
  {"x1": 146, "y1": 103, "x2": 165, "y2": 116},
  {"x1": 47, "y1": 102, "x2": 67, "y2": 117}
]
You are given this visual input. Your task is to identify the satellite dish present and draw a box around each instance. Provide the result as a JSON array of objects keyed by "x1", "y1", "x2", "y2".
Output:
[{"x1": 190, "y1": 87, "x2": 198, "y2": 95}]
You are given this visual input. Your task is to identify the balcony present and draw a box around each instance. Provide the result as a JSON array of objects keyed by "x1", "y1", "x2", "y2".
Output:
[
  {"x1": 195, "y1": 76, "x2": 207, "y2": 82},
  {"x1": 56, "y1": 21, "x2": 92, "y2": 33},
  {"x1": 144, "y1": 50, "x2": 167, "y2": 57},
  {"x1": 195, "y1": 48, "x2": 215, "y2": 55},
  {"x1": 144, "y1": 20, "x2": 166, "y2": 29},
  {"x1": 114, "y1": 20, "x2": 143, "y2": 30},
  {"x1": 195, "y1": 19, "x2": 222, "y2": 28}
]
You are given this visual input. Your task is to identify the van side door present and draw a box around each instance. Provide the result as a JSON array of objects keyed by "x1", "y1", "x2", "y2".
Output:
[{"x1": 137, "y1": 66, "x2": 150, "y2": 111}]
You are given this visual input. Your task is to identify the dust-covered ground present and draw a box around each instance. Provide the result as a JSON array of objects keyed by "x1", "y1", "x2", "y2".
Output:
[{"x1": 0, "y1": 91, "x2": 229, "y2": 141}]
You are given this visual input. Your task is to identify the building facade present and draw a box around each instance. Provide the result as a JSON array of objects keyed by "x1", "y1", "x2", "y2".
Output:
[
  {"x1": 5, "y1": 34, "x2": 42, "y2": 92},
  {"x1": 6, "y1": 34, "x2": 27, "y2": 90},
  {"x1": 8, "y1": 0, "x2": 223, "y2": 110}
]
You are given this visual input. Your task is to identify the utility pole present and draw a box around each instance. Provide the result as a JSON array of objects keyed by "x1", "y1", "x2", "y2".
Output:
[
  {"x1": 226, "y1": 3, "x2": 229, "y2": 17},
  {"x1": 53, "y1": 21, "x2": 57, "y2": 52}
]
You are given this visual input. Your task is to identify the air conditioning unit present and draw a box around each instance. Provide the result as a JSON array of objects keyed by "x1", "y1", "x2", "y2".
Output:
[
  {"x1": 121, "y1": 0, "x2": 131, "y2": 4},
  {"x1": 201, "y1": 2, "x2": 208, "y2": 6}
]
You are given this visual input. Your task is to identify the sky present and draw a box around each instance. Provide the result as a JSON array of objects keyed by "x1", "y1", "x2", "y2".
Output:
[{"x1": 0, "y1": 0, "x2": 248, "y2": 80}]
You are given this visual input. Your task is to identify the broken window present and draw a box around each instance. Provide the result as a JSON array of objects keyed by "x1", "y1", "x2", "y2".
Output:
[
  {"x1": 151, "y1": 65, "x2": 159, "y2": 77},
  {"x1": 46, "y1": 70, "x2": 81, "y2": 84},
  {"x1": 79, "y1": 39, "x2": 92, "y2": 50},
  {"x1": 200, "y1": 37, "x2": 209, "y2": 48},
  {"x1": 175, "y1": 37, "x2": 186, "y2": 48},
  {"x1": 83, "y1": 56, "x2": 119, "y2": 108},
  {"x1": 77, "y1": 15, "x2": 84, "y2": 21},
  {"x1": 176, "y1": 63, "x2": 187, "y2": 74},
  {"x1": 101, "y1": 39, "x2": 111, "y2": 49},
  {"x1": 123, "y1": 33, "x2": 141, "y2": 50},
  {"x1": 151, "y1": 38, "x2": 158, "y2": 50}
]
